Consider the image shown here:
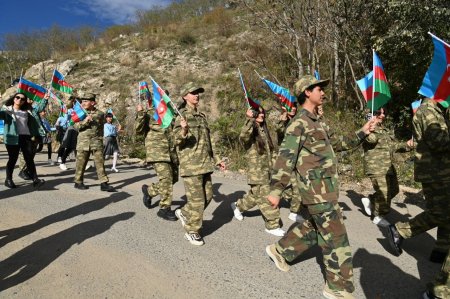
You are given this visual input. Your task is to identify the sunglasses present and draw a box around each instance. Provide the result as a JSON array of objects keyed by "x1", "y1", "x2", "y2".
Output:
[{"x1": 15, "y1": 96, "x2": 26, "y2": 101}]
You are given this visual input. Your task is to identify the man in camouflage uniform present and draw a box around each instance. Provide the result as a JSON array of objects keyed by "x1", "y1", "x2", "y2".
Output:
[
  {"x1": 360, "y1": 107, "x2": 399, "y2": 227},
  {"x1": 387, "y1": 98, "x2": 450, "y2": 264},
  {"x1": 424, "y1": 249, "x2": 450, "y2": 299},
  {"x1": 274, "y1": 104, "x2": 304, "y2": 223},
  {"x1": 264, "y1": 75, "x2": 375, "y2": 299},
  {"x1": 173, "y1": 82, "x2": 225, "y2": 246},
  {"x1": 135, "y1": 98, "x2": 179, "y2": 221},
  {"x1": 73, "y1": 93, "x2": 115, "y2": 192},
  {"x1": 230, "y1": 107, "x2": 284, "y2": 236}
]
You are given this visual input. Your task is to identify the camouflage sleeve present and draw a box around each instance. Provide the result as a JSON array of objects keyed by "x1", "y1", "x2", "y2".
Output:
[
  {"x1": 75, "y1": 116, "x2": 91, "y2": 131},
  {"x1": 327, "y1": 121, "x2": 366, "y2": 152},
  {"x1": 364, "y1": 131, "x2": 378, "y2": 145},
  {"x1": 274, "y1": 119, "x2": 288, "y2": 144},
  {"x1": 269, "y1": 119, "x2": 305, "y2": 198},
  {"x1": 33, "y1": 98, "x2": 48, "y2": 114},
  {"x1": 135, "y1": 110, "x2": 149, "y2": 135},
  {"x1": 414, "y1": 108, "x2": 450, "y2": 152},
  {"x1": 239, "y1": 119, "x2": 254, "y2": 148},
  {"x1": 173, "y1": 113, "x2": 191, "y2": 147}
]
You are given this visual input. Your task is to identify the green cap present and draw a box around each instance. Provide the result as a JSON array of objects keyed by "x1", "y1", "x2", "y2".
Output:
[
  {"x1": 181, "y1": 82, "x2": 204, "y2": 97},
  {"x1": 293, "y1": 75, "x2": 329, "y2": 97}
]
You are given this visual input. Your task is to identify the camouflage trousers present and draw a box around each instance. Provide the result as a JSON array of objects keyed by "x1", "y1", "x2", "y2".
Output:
[
  {"x1": 145, "y1": 162, "x2": 178, "y2": 209},
  {"x1": 276, "y1": 201, "x2": 354, "y2": 293},
  {"x1": 395, "y1": 182, "x2": 450, "y2": 254},
  {"x1": 74, "y1": 149, "x2": 108, "y2": 184},
  {"x1": 368, "y1": 170, "x2": 399, "y2": 217},
  {"x1": 427, "y1": 249, "x2": 450, "y2": 298},
  {"x1": 281, "y1": 175, "x2": 302, "y2": 213},
  {"x1": 180, "y1": 173, "x2": 213, "y2": 233},
  {"x1": 236, "y1": 184, "x2": 281, "y2": 230}
]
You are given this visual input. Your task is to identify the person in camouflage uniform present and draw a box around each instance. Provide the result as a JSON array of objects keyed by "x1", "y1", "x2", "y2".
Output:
[
  {"x1": 387, "y1": 98, "x2": 450, "y2": 265},
  {"x1": 173, "y1": 82, "x2": 225, "y2": 246},
  {"x1": 73, "y1": 93, "x2": 115, "y2": 192},
  {"x1": 230, "y1": 107, "x2": 285, "y2": 236},
  {"x1": 135, "y1": 97, "x2": 179, "y2": 221},
  {"x1": 274, "y1": 104, "x2": 305, "y2": 223},
  {"x1": 264, "y1": 75, "x2": 375, "y2": 299},
  {"x1": 424, "y1": 248, "x2": 450, "y2": 299},
  {"x1": 360, "y1": 107, "x2": 399, "y2": 227}
]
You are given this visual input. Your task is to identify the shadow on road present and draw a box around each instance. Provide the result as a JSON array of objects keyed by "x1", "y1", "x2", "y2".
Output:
[
  {"x1": 0, "y1": 212, "x2": 135, "y2": 292},
  {"x1": 0, "y1": 192, "x2": 131, "y2": 247}
]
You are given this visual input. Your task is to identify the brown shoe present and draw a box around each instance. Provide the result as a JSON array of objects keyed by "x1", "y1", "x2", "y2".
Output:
[{"x1": 265, "y1": 244, "x2": 289, "y2": 272}]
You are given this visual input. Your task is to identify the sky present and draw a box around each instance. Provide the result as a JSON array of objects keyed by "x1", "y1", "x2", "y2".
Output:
[{"x1": 0, "y1": 0, "x2": 174, "y2": 39}]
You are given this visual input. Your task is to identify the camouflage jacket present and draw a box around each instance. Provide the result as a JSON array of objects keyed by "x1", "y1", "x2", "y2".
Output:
[
  {"x1": 269, "y1": 108, "x2": 366, "y2": 205},
  {"x1": 173, "y1": 104, "x2": 220, "y2": 177},
  {"x1": 362, "y1": 125, "x2": 396, "y2": 176},
  {"x1": 413, "y1": 99, "x2": 450, "y2": 182},
  {"x1": 240, "y1": 119, "x2": 272, "y2": 185},
  {"x1": 75, "y1": 108, "x2": 105, "y2": 151},
  {"x1": 135, "y1": 107, "x2": 178, "y2": 164}
]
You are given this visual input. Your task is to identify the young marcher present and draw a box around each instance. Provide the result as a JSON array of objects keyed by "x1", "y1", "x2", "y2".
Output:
[
  {"x1": 360, "y1": 107, "x2": 399, "y2": 226},
  {"x1": 174, "y1": 82, "x2": 225, "y2": 245},
  {"x1": 103, "y1": 113, "x2": 121, "y2": 172},
  {"x1": 73, "y1": 93, "x2": 115, "y2": 192},
  {"x1": 231, "y1": 107, "x2": 285, "y2": 236},
  {"x1": 265, "y1": 75, "x2": 375, "y2": 299},
  {"x1": 0, "y1": 93, "x2": 45, "y2": 188}
]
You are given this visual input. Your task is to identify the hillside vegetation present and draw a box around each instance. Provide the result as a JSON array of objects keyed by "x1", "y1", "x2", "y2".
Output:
[{"x1": 0, "y1": 0, "x2": 448, "y2": 186}]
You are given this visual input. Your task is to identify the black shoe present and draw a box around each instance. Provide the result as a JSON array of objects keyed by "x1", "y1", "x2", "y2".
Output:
[
  {"x1": 32, "y1": 179, "x2": 45, "y2": 189},
  {"x1": 387, "y1": 224, "x2": 403, "y2": 256},
  {"x1": 422, "y1": 290, "x2": 439, "y2": 299},
  {"x1": 100, "y1": 182, "x2": 116, "y2": 192},
  {"x1": 18, "y1": 170, "x2": 32, "y2": 180},
  {"x1": 5, "y1": 179, "x2": 17, "y2": 189},
  {"x1": 157, "y1": 208, "x2": 178, "y2": 221},
  {"x1": 74, "y1": 183, "x2": 89, "y2": 190},
  {"x1": 429, "y1": 250, "x2": 447, "y2": 264},
  {"x1": 141, "y1": 184, "x2": 152, "y2": 208}
]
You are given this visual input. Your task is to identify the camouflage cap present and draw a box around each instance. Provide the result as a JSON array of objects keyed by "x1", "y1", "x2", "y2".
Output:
[
  {"x1": 293, "y1": 75, "x2": 329, "y2": 97},
  {"x1": 79, "y1": 92, "x2": 96, "y2": 101},
  {"x1": 181, "y1": 82, "x2": 204, "y2": 97}
]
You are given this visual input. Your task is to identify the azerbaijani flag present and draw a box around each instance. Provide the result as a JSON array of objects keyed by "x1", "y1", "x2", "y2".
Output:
[
  {"x1": 314, "y1": 70, "x2": 321, "y2": 80},
  {"x1": 356, "y1": 51, "x2": 391, "y2": 111},
  {"x1": 17, "y1": 77, "x2": 47, "y2": 102},
  {"x1": 411, "y1": 99, "x2": 422, "y2": 114},
  {"x1": 238, "y1": 69, "x2": 260, "y2": 110},
  {"x1": 151, "y1": 79, "x2": 175, "y2": 128},
  {"x1": 51, "y1": 70, "x2": 73, "y2": 94},
  {"x1": 418, "y1": 33, "x2": 450, "y2": 108},
  {"x1": 139, "y1": 81, "x2": 151, "y2": 99},
  {"x1": 262, "y1": 78, "x2": 296, "y2": 112},
  {"x1": 70, "y1": 101, "x2": 87, "y2": 123}
]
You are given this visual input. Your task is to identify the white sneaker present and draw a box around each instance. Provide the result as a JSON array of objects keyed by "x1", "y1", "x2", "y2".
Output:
[
  {"x1": 59, "y1": 163, "x2": 68, "y2": 171},
  {"x1": 184, "y1": 232, "x2": 204, "y2": 246},
  {"x1": 85, "y1": 164, "x2": 92, "y2": 171},
  {"x1": 105, "y1": 155, "x2": 110, "y2": 160},
  {"x1": 48, "y1": 159, "x2": 55, "y2": 166},
  {"x1": 175, "y1": 209, "x2": 187, "y2": 227},
  {"x1": 111, "y1": 167, "x2": 119, "y2": 173},
  {"x1": 372, "y1": 216, "x2": 390, "y2": 226},
  {"x1": 231, "y1": 202, "x2": 243, "y2": 221},
  {"x1": 57, "y1": 157, "x2": 62, "y2": 163},
  {"x1": 265, "y1": 227, "x2": 285, "y2": 237},
  {"x1": 361, "y1": 197, "x2": 372, "y2": 216},
  {"x1": 288, "y1": 212, "x2": 305, "y2": 223}
]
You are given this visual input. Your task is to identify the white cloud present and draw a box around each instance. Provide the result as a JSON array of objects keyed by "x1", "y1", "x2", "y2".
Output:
[{"x1": 74, "y1": 0, "x2": 173, "y2": 24}]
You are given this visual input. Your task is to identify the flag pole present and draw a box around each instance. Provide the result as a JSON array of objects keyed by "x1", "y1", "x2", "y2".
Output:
[
  {"x1": 254, "y1": 69, "x2": 263, "y2": 80},
  {"x1": 371, "y1": 49, "x2": 375, "y2": 118},
  {"x1": 238, "y1": 68, "x2": 251, "y2": 109},
  {"x1": 149, "y1": 75, "x2": 183, "y2": 118},
  {"x1": 428, "y1": 32, "x2": 450, "y2": 48}
]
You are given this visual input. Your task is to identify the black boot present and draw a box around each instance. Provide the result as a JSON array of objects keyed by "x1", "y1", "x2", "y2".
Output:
[
  {"x1": 100, "y1": 182, "x2": 116, "y2": 192},
  {"x1": 33, "y1": 178, "x2": 45, "y2": 189},
  {"x1": 141, "y1": 184, "x2": 152, "y2": 208},
  {"x1": 429, "y1": 250, "x2": 447, "y2": 264},
  {"x1": 5, "y1": 179, "x2": 17, "y2": 189},
  {"x1": 386, "y1": 224, "x2": 403, "y2": 256},
  {"x1": 18, "y1": 170, "x2": 32, "y2": 180},
  {"x1": 74, "y1": 182, "x2": 89, "y2": 190},
  {"x1": 157, "y1": 208, "x2": 178, "y2": 221}
]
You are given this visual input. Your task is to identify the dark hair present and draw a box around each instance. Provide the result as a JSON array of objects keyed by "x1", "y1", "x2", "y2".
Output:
[
  {"x1": 5, "y1": 92, "x2": 32, "y2": 111},
  {"x1": 106, "y1": 113, "x2": 114, "y2": 118}
]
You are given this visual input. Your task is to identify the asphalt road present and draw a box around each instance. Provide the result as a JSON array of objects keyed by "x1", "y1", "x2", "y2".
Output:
[{"x1": 0, "y1": 144, "x2": 441, "y2": 298}]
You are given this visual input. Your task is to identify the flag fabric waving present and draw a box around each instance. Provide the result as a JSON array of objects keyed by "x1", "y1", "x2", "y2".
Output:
[
  {"x1": 70, "y1": 101, "x2": 87, "y2": 124},
  {"x1": 51, "y1": 70, "x2": 73, "y2": 94},
  {"x1": 418, "y1": 33, "x2": 450, "y2": 108},
  {"x1": 238, "y1": 70, "x2": 260, "y2": 110},
  {"x1": 356, "y1": 51, "x2": 391, "y2": 112},
  {"x1": 411, "y1": 99, "x2": 422, "y2": 114},
  {"x1": 262, "y1": 78, "x2": 296, "y2": 112},
  {"x1": 314, "y1": 70, "x2": 321, "y2": 80},
  {"x1": 139, "y1": 81, "x2": 151, "y2": 99},
  {"x1": 17, "y1": 77, "x2": 47, "y2": 102},
  {"x1": 151, "y1": 79, "x2": 175, "y2": 129}
]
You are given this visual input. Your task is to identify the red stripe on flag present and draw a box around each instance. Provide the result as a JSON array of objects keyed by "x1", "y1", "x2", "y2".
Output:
[
  {"x1": 374, "y1": 65, "x2": 388, "y2": 82},
  {"x1": 434, "y1": 47, "x2": 450, "y2": 101}
]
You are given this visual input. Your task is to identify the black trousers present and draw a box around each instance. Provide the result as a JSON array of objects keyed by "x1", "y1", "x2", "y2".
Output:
[{"x1": 5, "y1": 135, "x2": 38, "y2": 180}]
